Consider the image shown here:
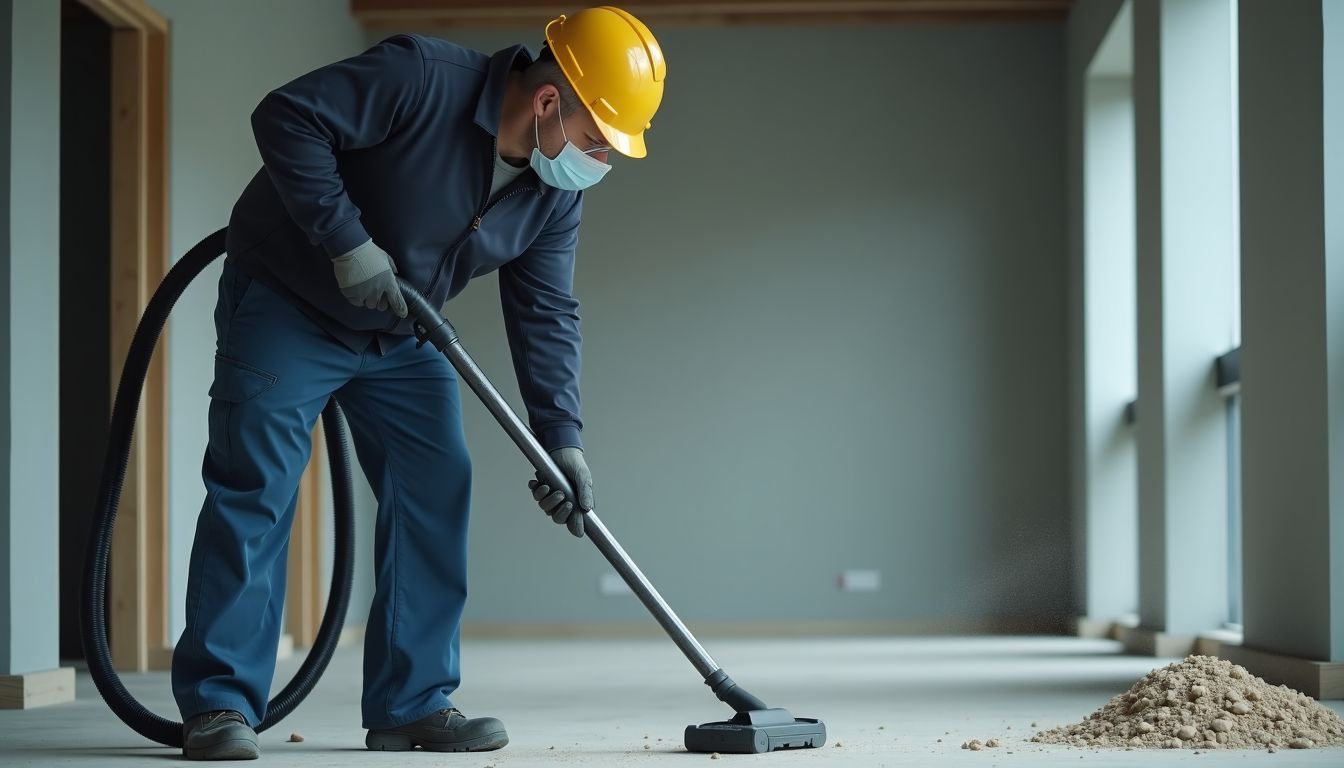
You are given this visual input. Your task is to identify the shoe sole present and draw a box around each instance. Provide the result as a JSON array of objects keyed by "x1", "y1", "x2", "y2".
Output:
[
  {"x1": 183, "y1": 738, "x2": 261, "y2": 761},
  {"x1": 366, "y1": 729, "x2": 509, "y2": 752}
]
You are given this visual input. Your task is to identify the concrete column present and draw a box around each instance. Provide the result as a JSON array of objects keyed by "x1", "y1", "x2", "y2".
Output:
[
  {"x1": 1082, "y1": 73, "x2": 1139, "y2": 625},
  {"x1": 0, "y1": 0, "x2": 73, "y2": 708},
  {"x1": 1232, "y1": 0, "x2": 1344, "y2": 694},
  {"x1": 1130, "y1": 0, "x2": 1239, "y2": 655},
  {"x1": 1066, "y1": 0, "x2": 1130, "y2": 636}
]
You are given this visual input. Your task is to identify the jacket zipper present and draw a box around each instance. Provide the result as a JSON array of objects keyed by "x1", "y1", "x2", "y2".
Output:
[{"x1": 420, "y1": 136, "x2": 538, "y2": 303}]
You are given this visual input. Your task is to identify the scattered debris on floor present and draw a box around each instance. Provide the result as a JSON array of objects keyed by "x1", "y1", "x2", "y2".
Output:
[
  {"x1": 960, "y1": 737, "x2": 1003, "y2": 750},
  {"x1": 1032, "y1": 655, "x2": 1344, "y2": 750},
  {"x1": 287, "y1": 732, "x2": 304, "y2": 743}
]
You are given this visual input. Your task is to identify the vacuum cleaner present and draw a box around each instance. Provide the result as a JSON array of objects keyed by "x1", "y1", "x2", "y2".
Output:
[{"x1": 82, "y1": 227, "x2": 826, "y2": 755}]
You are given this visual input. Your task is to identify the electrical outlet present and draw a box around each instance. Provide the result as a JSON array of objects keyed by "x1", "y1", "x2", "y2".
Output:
[
  {"x1": 838, "y1": 569, "x2": 881, "y2": 592},
  {"x1": 598, "y1": 572, "x2": 633, "y2": 596}
]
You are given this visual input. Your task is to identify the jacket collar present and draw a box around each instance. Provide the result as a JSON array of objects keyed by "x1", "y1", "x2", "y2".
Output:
[{"x1": 474, "y1": 44, "x2": 536, "y2": 137}]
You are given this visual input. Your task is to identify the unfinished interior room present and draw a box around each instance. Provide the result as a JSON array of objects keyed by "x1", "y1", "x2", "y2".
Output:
[{"x1": 1, "y1": 0, "x2": 1341, "y2": 765}]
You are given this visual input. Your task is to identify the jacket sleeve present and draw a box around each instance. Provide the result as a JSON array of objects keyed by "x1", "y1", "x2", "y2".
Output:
[
  {"x1": 499, "y1": 192, "x2": 585, "y2": 452},
  {"x1": 249, "y1": 35, "x2": 427, "y2": 258}
]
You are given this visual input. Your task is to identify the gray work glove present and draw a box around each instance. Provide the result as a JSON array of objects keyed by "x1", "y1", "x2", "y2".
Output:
[
  {"x1": 528, "y1": 447, "x2": 593, "y2": 538},
  {"x1": 331, "y1": 240, "x2": 407, "y2": 317}
]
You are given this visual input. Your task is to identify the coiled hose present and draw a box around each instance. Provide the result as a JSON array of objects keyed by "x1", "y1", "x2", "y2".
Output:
[{"x1": 80, "y1": 227, "x2": 356, "y2": 747}]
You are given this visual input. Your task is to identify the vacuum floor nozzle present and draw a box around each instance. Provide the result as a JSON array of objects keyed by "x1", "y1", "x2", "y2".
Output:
[{"x1": 684, "y1": 708, "x2": 827, "y2": 754}]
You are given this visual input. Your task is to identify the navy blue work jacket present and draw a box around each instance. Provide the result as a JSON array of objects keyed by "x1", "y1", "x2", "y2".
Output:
[{"x1": 226, "y1": 35, "x2": 584, "y2": 451}]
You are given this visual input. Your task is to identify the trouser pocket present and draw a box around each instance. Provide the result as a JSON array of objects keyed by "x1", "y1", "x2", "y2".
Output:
[{"x1": 208, "y1": 354, "x2": 277, "y2": 403}]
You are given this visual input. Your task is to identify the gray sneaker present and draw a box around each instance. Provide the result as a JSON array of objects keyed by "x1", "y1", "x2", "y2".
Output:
[
  {"x1": 366, "y1": 707, "x2": 509, "y2": 752},
  {"x1": 182, "y1": 710, "x2": 260, "y2": 760}
]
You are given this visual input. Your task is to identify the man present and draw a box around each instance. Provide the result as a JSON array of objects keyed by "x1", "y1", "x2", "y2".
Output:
[{"x1": 170, "y1": 7, "x2": 666, "y2": 760}]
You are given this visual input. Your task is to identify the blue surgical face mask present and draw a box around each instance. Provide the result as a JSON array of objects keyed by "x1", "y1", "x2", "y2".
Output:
[{"x1": 530, "y1": 109, "x2": 611, "y2": 191}]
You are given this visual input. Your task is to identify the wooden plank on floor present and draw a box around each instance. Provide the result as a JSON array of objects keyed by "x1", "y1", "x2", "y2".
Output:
[{"x1": 0, "y1": 669, "x2": 76, "y2": 710}]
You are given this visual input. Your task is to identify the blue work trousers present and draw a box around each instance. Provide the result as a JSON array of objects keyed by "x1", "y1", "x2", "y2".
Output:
[{"x1": 172, "y1": 260, "x2": 472, "y2": 729}]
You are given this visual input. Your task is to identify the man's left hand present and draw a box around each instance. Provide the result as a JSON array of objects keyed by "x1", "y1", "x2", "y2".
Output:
[{"x1": 528, "y1": 447, "x2": 593, "y2": 538}]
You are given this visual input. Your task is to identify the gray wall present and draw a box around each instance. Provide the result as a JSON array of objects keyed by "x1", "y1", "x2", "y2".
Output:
[
  {"x1": 143, "y1": 13, "x2": 1071, "y2": 633},
  {"x1": 370, "y1": 22, "x2": 1071, "y2": 626},
  {"x1": 0, "y1": 0, "x2": 61, "y2": 675}
]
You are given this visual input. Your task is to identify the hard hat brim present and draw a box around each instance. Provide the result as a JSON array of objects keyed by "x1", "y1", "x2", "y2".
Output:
[{"x1": 590, "y1": 109, "x2": 647, "y2": 159}]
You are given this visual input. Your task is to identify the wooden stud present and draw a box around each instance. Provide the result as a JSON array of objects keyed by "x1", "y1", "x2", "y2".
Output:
[
  {"x1": 84, "y1": 0, "x2": 171, "y2": 673},
  {"x1": 142, "y1": 14, "x2": 171, "y2": 673},
  {"x1": 107, "y1": 23, "x2": 149, "y2": 673},
  {"x1": 286, "y1": 425, "x2": 328, "y2": 649}
]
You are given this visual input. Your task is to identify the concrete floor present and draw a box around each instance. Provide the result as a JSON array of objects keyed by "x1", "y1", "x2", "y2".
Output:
[{"x1": 2, "y1": 635, "x2": 1340, "y2": 766}]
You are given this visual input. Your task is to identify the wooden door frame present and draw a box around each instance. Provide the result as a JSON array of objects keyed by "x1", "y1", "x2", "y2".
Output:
[
  {"x1": 75, "y1": 0, "x2": 330, "y2": 667},
  {"x1": 77, "y1": 0, "x2": 170, "y2": 672}
]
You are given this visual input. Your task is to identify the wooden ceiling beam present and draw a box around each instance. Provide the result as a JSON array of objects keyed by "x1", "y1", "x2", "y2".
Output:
[
  {"x1": 79, "y1": 0, "x2": 169, "y2": 33},
  {"x1": 352, "y1": 0, "x2": 1073, "y2": 29}
]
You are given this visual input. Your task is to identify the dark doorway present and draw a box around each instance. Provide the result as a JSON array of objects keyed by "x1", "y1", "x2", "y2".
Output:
[{"x1": 59, "y1": 0, "x2": 112, "y2": 661}]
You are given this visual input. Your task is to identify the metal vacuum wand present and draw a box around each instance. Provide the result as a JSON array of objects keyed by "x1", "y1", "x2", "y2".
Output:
[
  {"x1": 396, "y1": 280, "x2": 723, "y2": 671},
  {"x1": 397, "y1": 279, "x2": 824, "y2": 753}
]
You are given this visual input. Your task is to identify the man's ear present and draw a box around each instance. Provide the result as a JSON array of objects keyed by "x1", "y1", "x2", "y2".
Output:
[{"x1": 533, "y1": 84, "x2": 559, "y2": 119}]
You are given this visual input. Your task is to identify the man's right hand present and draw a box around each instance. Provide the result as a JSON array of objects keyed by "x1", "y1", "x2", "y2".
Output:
[{"x1": 332, "y1": 240, "x2": 408, "y2": 317}]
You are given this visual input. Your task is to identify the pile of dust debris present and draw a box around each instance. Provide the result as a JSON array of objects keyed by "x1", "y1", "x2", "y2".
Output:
[{"x1": 1032, "y1": 655, "x2": 1344, "y2": 751}]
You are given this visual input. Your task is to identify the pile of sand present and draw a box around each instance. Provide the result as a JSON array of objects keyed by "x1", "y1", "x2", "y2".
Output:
[{"x1": 1031, "y1": 655, "x2": 1344, "y2": 750}]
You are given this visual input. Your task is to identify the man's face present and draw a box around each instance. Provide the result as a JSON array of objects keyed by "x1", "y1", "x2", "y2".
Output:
[{"x1": 535, "y1": 85, "x2": 610, "y2": 165}]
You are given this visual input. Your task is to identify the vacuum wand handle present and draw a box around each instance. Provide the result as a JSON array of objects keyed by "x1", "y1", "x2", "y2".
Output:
[{"x1": 397, "y1": 279, "x2": 721, "y2": 679}]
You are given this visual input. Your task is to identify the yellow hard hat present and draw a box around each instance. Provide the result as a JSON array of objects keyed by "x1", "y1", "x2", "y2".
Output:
[{"x1": 544, "y1": 6, "x2": 666, "y2": 158}]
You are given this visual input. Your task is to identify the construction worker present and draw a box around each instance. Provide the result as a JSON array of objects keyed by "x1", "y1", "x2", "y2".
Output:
[{"x1": 170, "y1": 7, "x2": 665, "y2": 760}]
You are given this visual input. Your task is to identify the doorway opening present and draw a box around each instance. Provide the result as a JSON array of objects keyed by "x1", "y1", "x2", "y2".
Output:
[{"x1": 58, "y1": 0, "x2": 113, "y2": 662}]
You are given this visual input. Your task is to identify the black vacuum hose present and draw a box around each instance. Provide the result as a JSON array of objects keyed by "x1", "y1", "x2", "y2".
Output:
[{"x1": 80, "y1": 227, "x2": 357, "y2": 747}]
